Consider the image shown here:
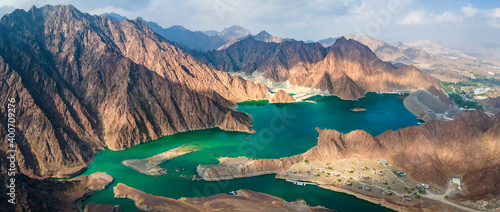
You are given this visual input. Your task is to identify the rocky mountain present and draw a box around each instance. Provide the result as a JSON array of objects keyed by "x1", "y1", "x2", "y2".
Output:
[
  {"x1": 100, "y1": 12, "x2": 126, "y2": 22},
  {"x1": 269, "y1": 90, "x2": 296, "y2": 103},
  {"x1": 198, "y1": 110, "x2": 500, "y2": 202},
  {"x1": 201, "y1": 36, "x2": 450, "y2": 102},
  {"x1": 0, "y1": 5, "x2": 269, "y2": 179},
  {"x1": 102, "y1": 13, "x2": 292, "y2": 53},
  {"x1": 480, "y1": 96, "x2": 500, "y2": 114},
  {"x1": 137, "y1": 19, "x2": 229, "y2": 52},
  {"x1": 0, "y1": 151, "x2": 111, "y2": 212},
  {"x1": 101, "y1": 13, "x2": 254, "y2": 52},
  {"x1": 317, "y1": 37, "x2": 340, "y2": 47},
  {"x1": 253, "y1": 31, "x2": 285, "y2": 43},
  {"x1": 341, "y1": 35, "x2": 500, "y2": 81},
  {"x1": 218, "y1": 25, "x2": 251, "y2": 41},
  {"x1": 217, "y1": 30, "x2": 294, "y2": 51}
]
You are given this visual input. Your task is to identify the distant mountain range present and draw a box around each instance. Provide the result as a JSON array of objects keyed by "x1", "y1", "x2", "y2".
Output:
[
  {"x1": 101, "y1": 13, "x2": 499, "y2": 82},
  {"x1": 101, "y1": 13, "x2": 293, "y2": 52},
  {"x1": 339, "y1": 35, "x2": 500, "y2": 82}
]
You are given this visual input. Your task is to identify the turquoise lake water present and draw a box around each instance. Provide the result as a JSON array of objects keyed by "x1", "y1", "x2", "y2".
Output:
[{"x1": 79, "y1": 93, "x2": 418, "y2": 211}]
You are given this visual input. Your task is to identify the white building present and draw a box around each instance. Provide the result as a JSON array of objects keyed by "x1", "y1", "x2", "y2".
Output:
[{"x1": 452, "y1": 178, "x2": 462, "y2": 190}]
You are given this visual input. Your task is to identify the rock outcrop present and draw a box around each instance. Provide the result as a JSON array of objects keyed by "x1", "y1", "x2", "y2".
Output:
[
  {"x1": 0, "y1": 5, "x2": 267, "y2": 179},
  {"x1": 201, "y1": 37, "x2": 450, "y2": 102},
  {"x1": 269, "y1": 90, "x2": 297, "y2": 103},
  {"x1": 198, "y1": 110, "x2": 500, "y2": 201},
  {"x1": 113, "y1": 183, "x2": 332, "y2": 212},
  {"x1": 87, "y1": 172, "x2": 114, "y2": 190}
]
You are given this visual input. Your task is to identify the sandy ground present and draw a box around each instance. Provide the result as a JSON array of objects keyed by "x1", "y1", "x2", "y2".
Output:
[{"x1": 275, "y1": 158, "x2": 485, "y2": 212}]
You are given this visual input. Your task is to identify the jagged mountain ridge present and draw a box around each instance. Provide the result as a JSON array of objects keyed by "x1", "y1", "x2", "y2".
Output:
[
  {"x1": 0, "y1": 5, "x2": 268, "y2": 179},
  {"x1": 101, "y1": 13, "x2": 293, "y2": 52},
  {"x1": 201, "y1": 36, "x2": 451, "y2": 102}
]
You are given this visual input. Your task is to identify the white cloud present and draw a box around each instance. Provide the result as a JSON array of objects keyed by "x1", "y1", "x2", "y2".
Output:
[
  {"x1": 398, "y1": 10, "x2": 426, "y2": 24},
  {"x1": 486, "y1": 8, "x2": 500, "y2": 28},
  {"x1": 462, "y1": 4, "x2": 478, "y2": 17},
  {"x1": 398, "y1": 10, "x2": 462, "y2": 25}
]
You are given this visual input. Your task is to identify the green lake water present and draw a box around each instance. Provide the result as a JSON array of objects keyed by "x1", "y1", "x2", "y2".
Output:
[{"x1": 79, "y1": 93, "x2": 418, "y2": 212}]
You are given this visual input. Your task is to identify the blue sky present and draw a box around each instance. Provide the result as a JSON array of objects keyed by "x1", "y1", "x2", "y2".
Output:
[{"x1": 0, "y1": 0, "x2": 499, "y2": 53}]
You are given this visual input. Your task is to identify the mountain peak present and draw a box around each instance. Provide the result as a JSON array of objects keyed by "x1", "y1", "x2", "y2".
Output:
[
  {"x1": 101, "y1": 12, "x2": 127, "y2": 22},
  {"x1": 168, "y1": 25, "x2": 187, "y2": 31},
  {"x1": 256, "y1": 30, "x2": 270, "y2": 36},
  {"x1": 220, "y1": 25, "x2": 251, "y2": 40}
]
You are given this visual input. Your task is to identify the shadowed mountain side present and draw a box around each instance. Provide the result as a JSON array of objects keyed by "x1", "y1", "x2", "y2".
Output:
[
  {"x1": 200, "y1": 37, "x2": 451, "y2": 102},
  {"x1": 0, "y1": 5, "x2": 258, "y2": 179}
]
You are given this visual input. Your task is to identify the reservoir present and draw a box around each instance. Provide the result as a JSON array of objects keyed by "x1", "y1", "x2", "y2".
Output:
[{"x1": 79, "y1": 93, "x2": 418, "y2": 211}]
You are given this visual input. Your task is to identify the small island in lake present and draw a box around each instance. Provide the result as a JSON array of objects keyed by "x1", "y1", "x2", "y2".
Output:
[
  {"x1": 122, "y1": 145, "x2": 197, "y2": 176},
  {"x1": 351, "y1": 108, "x2": 366, "y2": 112}
]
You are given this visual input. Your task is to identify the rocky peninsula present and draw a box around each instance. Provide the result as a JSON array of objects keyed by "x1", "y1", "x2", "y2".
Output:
[
  {"x1": 113, "y1": 183, "x2": 332, "y2": 211},
  {"x1": 123, "y1": 145, "x2": 196, "y2": 176}
]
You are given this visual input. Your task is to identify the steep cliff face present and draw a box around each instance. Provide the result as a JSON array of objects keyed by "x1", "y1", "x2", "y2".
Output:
[
  {"x1": 0, "y1": 5, "x2": 263, "y2": 179},
  {"x1": 201, "y1": 37, "x2": 449, "y2": 101},
  {"x1": 0, "y1": 151, "x2": 93, "y2": 212},
  {"x1": 203, "y1": 37, "x2": 327, "y2": 82},
  {"x1": 95, "y1": 19, "x2": 269, "y2": 104},
  {"x1": 198, "y1": 110, "x2": 500, "y2": 200},
  {"x1": 269, "y1": 90, "x2": 296, "y2": 103}
]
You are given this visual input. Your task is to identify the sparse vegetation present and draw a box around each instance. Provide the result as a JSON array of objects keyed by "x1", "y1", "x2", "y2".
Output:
[{"x1": 449, "y1": 93, "x2": 483, "y2": 110}]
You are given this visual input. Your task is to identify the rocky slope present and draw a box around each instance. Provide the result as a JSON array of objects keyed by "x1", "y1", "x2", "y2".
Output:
[
  {"x1": 269, "y1": 90, "x2": 296, "y2": 103},
  {"x1": 113, "y1": 183, "x2": 332, "y2": 211},
  {"x1": 0, "y1": 5, "x2": 267, "y2": 179},
  {"x1": 201, "y1": 37, "x2": 450, "y2": 102},
  {"x1": 0, "y1": 152, "x2": 111, "y2": 212},
  {"x1": 198, "y1": 110, "x2": 500, "y2": 201},
  {"x1": 480, "y1": 96, "x2": 500, "y2": 114},
  {"x1": 342, "y1": 35, "x2": 500, "y2": 81}
]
